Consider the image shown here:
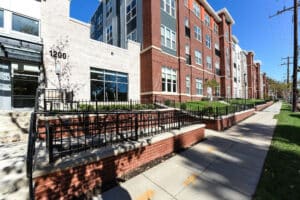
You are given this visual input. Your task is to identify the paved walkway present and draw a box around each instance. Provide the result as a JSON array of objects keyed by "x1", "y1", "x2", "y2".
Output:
[{"x1": 96, "y1": 102, "x2": 282, "y2": 200}]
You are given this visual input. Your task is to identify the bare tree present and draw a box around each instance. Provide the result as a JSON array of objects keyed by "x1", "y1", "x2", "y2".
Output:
[{"x1": 46, "y1": 36, "x2": 84, "y2": 97}]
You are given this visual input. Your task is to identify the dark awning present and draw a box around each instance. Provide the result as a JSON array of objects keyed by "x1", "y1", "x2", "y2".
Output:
[{"x1": 0, "y1": 35, "x2": 42, "y2": 64}]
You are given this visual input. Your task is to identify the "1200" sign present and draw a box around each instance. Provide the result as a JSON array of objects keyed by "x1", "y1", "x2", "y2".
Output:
[{"x1": 49, "y1": 50, "x2": 67, "y2": 59}]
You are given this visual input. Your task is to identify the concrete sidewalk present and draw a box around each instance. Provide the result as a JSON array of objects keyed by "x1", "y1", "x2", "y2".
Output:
[{"x1": 96, "y1": 102, "x2": 282, "y2": 200}]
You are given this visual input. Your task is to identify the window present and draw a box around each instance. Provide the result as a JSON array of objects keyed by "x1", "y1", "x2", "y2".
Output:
[
  {"x1": 106, "y1": 24, "x2": 113, "y2": 44},
  {"x1": 196, "y1": 79, "x2": 203, "y2": 95},
  {"x1": 12, "y1": 14, "x2": 39, "y2": 36},
  {"x1": 186, "y1": 76, "x2": 190, "y2": 94},
  {"x1": 162, "y1": 67, "x2": 177, "y2": 93},
  {"x1": 126, "y1": 0, "x2": 136, "y2": 23},
  {"x1": 195, "y1": 50, "x2": 202, "y2": 65},
  {"x1": 193, "y1": 1, "x2": 200, "y2": 18},
  {"x1": 127, "y1": 29, "x2": 137, "y2": 41},
  {"x1": 184, "y1": 17, "x2": 189, "y2": 27},
  {"x1": 161, "y1": 0, "x2": 176, "y2": 18},
  {"x1": 215, "y1": 86, "x2": 220, "y2": 96},
  {"x1": 204, "y1": 14, "x2": 210, "y2": 27},
  {"x1": 106, "y1": 0, "x2": 112, "y2": 17},
  {"x1": 91, "y1": 68, "x2": 128, "y2": 101},
  {"x1": 215, "y1": 43, "x2": 221, "y2": 57},
  {"x1": 205, "y1": 35, "x2": 211, "y2": 48},
  {"x1": 227, "y1": 86, "x2": 231, "y2": 98},
  {"x1": 206, "y1": 56, "x2": 212, "y2": 69},
  {"x1": 185, "y1": 44, "x2": 191, "y2": 64},
  {"x1": 161, "y1": 25, "x2": 176, "y2": 50},
  {"x1": 215, "y1": 62, "x2": 220, "y2": 75},
  {"x1": 185, "y1": 17, "x2": 190, "y2": 37},
  {"x1": 194, "y1": 26, "x2": 201, "y2": 41},
  {"x1": 0, "y1": 10, "x2": 3, "y2": 28},
  {"x1": 214, "y1": 23, "x2": 218, "y2": 34}
]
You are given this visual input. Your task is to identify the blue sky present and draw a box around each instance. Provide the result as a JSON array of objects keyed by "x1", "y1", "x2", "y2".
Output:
[{"x1": 70, "y1": 0, "x2": 296, "y2": 82}]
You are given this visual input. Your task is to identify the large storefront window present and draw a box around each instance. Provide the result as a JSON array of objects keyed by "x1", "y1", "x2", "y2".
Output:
[
  {"x1": 0, "y1": 10, "x2": 3, "y2": 28},
  {"x1": 12, "y1": 14, "x2": 39, "y2": 36},
  {"x1": 90, "y1": 68, "x2": 128, "y2": 101}
]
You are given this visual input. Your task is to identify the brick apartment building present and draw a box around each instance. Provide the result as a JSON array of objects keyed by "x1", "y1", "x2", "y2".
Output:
[
  {"x1": 246, "y1": 51, "x2": 266, "y2": 99},
  {"x1": 140, "y1": 0, "x2": 235, "y2": 102},
  {"x1": 91, "y1": 0, "x2": 268, "y2": 102}
]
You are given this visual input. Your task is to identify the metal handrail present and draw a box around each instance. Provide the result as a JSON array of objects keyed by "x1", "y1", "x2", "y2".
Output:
[{"x1": 26, "y1": 89, "x2": 42, "y2": 200}]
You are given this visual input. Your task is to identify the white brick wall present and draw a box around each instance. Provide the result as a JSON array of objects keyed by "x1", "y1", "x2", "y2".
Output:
[{"x1": 41, "y1": 0, "x2": 140, "y2": 101}]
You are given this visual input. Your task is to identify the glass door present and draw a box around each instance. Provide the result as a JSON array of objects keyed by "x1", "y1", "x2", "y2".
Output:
[{"x1": 13, "y1": 68, "x2": 39, "y2": 108}]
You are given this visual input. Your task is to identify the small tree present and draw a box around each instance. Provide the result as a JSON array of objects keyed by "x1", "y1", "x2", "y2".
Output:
[
  {"x1": 46, "y1": 36, "x2": 84, "y2": 97},
  {"x1": 205, "y1": 79, "x2": 220, "y2": 101}
]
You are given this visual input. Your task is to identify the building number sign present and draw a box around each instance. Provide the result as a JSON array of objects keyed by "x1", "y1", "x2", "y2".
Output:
[{"x1": 49, "y1": 50, "x2": 67, "y2": 59}]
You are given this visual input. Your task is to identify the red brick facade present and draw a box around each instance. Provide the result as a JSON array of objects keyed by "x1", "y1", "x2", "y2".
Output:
[{"x1": 140, "y1": 0, "x2": 234, "y2": 102}]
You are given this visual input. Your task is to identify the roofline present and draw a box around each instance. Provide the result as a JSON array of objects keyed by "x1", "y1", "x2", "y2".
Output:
[
  {"x1": 217, "y1": 8, "x2": 235, "y2": 24},
  {"x1": 232, "y1": 35, "x2": 239, "y2": 43},
  {"x1": 197, "y1": 0, "x2": 221, "y2": 23}
]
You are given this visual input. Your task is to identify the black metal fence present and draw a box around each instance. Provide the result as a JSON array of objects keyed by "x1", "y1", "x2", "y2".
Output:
[{"x1": 45, "y1": 110, "x2": 201, "y2": 163}]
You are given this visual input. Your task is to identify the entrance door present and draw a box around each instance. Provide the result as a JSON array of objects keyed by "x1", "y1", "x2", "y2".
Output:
[{"x1": 12, "y1": 65, "x2": 39, "y2": 108}]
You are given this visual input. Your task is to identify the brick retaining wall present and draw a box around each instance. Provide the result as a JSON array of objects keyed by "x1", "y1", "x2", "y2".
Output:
[
  {"x1": 255, "y1": 101, "x2": 274, "y2": 111},
  {"x1": 33, "y1": 125, "x2": 205, "y2": 199},
  {"x1": 203, "y1": 109, "x2": 255, "y2": 131}
]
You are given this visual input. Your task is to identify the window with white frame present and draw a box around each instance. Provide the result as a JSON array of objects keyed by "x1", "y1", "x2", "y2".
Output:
[
  {"x1": 206, "y1": 56, "x2": 212, "y2": 69},
  {"x1": 106, "y1": 0, "x2": 112, "y2": 17},
  {"x1": 196, "y1": 79, "x2": 203, "y2": 95},
  {"x1": 184, "y1": 17, "x2": 189, "y2": 27},
  {"x1": 215, "y1": 62, "x2": 220, "y2": 75},
  {"x1": 186, "y1": 76, "x2": 190, "y2": 94},
  {"x1": 214, "y1": 23, "x2": 218, "y2": 34},
  {"x1": 0, "y1": 10, "x2": 3, "y2": 28},
  {"x1": 161, "y1": 25, "x2": 176, "y2": 50},
  {"x1": 193, "y1": 1, "x2": 200, "y2": 18},
  {"x1": 161, "y1": 0, "x2": 176, "y2": 18},
  {"x1": 215, "y1": 86, "x2": 220, "y2": 96},
  {"x1": 162, "y1": 67, "x2": 177, "y2": 93},
  {"x1": 126, "y1": 0, "x2": 136, "y2": 23},
  {"x1": 194, "y1": 26, "x2": 201, "y2": 41},
  {"x1": 205, "y1": 34, "x2": 211, "y2": 49},
  {"x1": 204, "y1": 14, "x2": 210, "y2": 27},
  {"x1": 127, "y1": 29, "x2": 137, "y2": 41},
  {"x1": 106, "y1": 24, "x2": 113, "y2": 44},
  {"x1": 185, "y1": 44, "x2": 190, "y2": 55},
  {"x1": 215, "y1": 43, "x2": 219, "y2": 50},
  {"x1": 195, "y1": 50, "x2": 202, "y2": 65}
]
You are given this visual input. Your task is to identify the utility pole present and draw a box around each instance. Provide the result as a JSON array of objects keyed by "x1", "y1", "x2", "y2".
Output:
[
  {"x1": 281, "y1": 57, "x2": 292, "y2": 86},
  {"x1": 282, "y1": 56, "x2": 293, "y2": 102},
  {"x1": 270, "y1": 0, "x2": 299, "y2": 112}
]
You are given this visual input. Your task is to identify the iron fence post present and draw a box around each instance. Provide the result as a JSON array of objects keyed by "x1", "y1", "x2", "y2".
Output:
[
  {"x1": 48, "y1": 125, "x2": 54, "y2": 163},
  {"x1": 226, "y1": 106, "x2": 229, "y2": 115},
  {"x1": 178, "y1": 111, "x2": 181, "y2": 129},
  {"x1": 135, "y1": 113, "x2": 138, "y2": 140}
]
